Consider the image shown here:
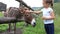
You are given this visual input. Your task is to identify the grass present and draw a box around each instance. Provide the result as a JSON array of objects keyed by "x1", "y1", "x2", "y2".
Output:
[
  {"x1": 54, "y1": 16, "x2": 60, "y2": 34},
  {"x1": 53, "y1": 2, "x2": 60, "y2": 15},
  {"x1": 23, "y1": 17, "x2": 45, "y2": 34},
  {"x1": 0, "y1": 2, "x2": 60, "y2": 34}
]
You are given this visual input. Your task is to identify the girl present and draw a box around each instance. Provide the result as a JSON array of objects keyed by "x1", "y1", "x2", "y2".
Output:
[{"x1": 26, "y1": 0, "x2": 55, "y2": 34}]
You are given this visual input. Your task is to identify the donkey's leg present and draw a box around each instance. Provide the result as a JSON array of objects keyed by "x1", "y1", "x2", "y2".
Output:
[
  {"x1": 9, "y1": 23, "x2": 11, "y2": 32},
  {"x1": 14, "y1": 23, "x2": 16, "y2": 34}
]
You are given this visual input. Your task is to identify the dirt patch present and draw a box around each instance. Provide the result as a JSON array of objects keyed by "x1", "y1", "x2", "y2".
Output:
[{"x1": 0, "y1": 28, "x2": 22, "y2": 34}]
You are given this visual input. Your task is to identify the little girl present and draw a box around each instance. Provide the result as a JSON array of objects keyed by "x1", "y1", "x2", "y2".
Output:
[{"x1": 26, "y1": 0, "x2": 55, "y2": 34}]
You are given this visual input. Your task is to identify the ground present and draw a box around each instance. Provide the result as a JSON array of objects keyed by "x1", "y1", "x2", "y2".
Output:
[{"x1": 0, "y1": 28, "x2": 22, "y2": 34}]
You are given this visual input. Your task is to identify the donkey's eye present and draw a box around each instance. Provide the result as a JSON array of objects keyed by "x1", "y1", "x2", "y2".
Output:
[{"x1": 25, "y1": 9, "x2": 28, "y2": 10}]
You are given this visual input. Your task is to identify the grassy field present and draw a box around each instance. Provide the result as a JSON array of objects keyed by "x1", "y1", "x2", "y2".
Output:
[
  {"x1": 0, "y1": 2, "x2": 60, "y2": 34},
  {"x1": 53, "y1": 2, "x2": 60, "y2": 15}
]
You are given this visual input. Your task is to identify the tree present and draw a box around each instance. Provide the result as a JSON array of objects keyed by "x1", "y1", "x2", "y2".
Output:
[{"x1": 54, "y1": 0, "x2": 60, "y2": 3}]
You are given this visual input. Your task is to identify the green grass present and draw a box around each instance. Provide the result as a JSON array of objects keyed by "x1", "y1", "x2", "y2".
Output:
[
  {"x1": 0, "y1": 12, "x2": 8, "y2": 32},
  {"x1": 54, "y1": 16, "x2": 60, "y2": 34},
  {"x1": 0, "y1": 2, "x2": 60, "y2": 34},
  {"x1": 23, "y1": 17, "x2": 45, "y2": 34},
  {"x1": 54, "y1": 2, "x2": 60, "y2": 15}
]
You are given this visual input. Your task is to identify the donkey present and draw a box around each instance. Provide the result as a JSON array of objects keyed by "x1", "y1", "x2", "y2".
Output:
[{"x1": 3, "y1": 7, "x2": 36, "y2": 27}]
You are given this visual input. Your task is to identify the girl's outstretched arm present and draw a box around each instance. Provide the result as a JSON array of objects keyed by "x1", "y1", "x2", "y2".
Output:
[{"x1": 26, "y1": 11, "x2": 42, "y2": 14}]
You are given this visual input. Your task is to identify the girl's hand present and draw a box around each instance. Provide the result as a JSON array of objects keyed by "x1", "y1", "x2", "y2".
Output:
[
  {"x1": 41, "y1": 16, "x2": 46, "y2": 20},
  {"x1": 25, "y1": 11, "x2": 34, "y2": 13}
]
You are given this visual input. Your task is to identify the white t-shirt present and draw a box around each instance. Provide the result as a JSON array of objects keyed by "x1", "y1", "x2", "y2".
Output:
[{"x1": 41, "y1": 7, "x2": 54, "y2": 24}]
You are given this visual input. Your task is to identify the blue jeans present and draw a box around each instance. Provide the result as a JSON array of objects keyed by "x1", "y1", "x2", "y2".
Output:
[{"x1": 44, "y1": 23, "x2": 54, "y2": 34}]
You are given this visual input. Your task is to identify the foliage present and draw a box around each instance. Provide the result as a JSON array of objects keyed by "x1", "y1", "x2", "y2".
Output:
[{"x1": 53, "y1": 2, "x2": 60, "y2": 15}]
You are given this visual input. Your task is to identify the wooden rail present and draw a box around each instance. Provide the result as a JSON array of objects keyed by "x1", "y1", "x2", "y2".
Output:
[{"x1": 16, "y1": 0, "x2": 34, "y2": 11}]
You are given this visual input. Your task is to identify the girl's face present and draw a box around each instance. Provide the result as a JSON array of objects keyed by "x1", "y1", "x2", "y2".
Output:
[{"x1": 43, "y1": 2, "x2": 49, "y2": 8}]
